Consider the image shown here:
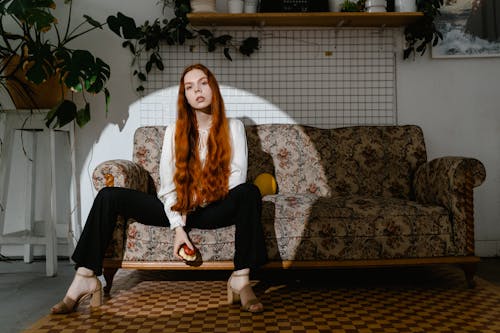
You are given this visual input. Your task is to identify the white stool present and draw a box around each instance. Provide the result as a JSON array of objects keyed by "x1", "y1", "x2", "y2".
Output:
[{"x1": 0, "y1": 110, "x2": 78, "y2": 276}]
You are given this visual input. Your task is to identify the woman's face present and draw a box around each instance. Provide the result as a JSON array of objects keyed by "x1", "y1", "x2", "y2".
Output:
[{"x1": 183, "y1": 68, "x2": 213, "y2": 111}]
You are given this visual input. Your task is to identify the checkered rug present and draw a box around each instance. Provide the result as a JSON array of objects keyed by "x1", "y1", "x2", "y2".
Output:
[{"x1": 24, "y1": 266, "x2": 500, "y2": 332}]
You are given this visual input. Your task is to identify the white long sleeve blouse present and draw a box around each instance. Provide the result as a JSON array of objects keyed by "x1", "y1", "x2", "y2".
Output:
[{"x1": 157, "y1": 118, "x2": 248, "y2": 230}]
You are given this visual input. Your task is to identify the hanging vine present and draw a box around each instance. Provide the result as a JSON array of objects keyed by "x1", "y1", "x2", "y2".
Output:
[
  {"x1": 403, "y1": 0, "x2": 444, "y2": 59},
  {"x1": 107, "y1": 0, "x2": 260, "y2": 92}
]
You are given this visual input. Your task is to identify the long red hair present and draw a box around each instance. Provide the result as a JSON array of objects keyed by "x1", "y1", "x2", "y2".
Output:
[{"x1": 171, "y1": 64, "x2": 231, "y2": 213}]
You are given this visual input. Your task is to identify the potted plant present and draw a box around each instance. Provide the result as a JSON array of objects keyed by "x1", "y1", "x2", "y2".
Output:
[
  {"x1": 339, "y1": 0, "x2": 365, "y2": 12},
  {"x1": 107, "y1": 0, "x2": 259, "y2": 93},
  {"x1": 0, "y1": 0, "x2": 111, "y2": 128},
  {"x1": 403, "y1": 0, "x2": 444, "y2": 59}
]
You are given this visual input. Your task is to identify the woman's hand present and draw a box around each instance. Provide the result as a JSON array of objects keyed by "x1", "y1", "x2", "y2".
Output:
[{"x1": 173, "y1": 227, "x2": 193, "y2": 260}]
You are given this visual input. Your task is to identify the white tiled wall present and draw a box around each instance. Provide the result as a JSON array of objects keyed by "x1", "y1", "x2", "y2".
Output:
[{"x1": 139, "y1": 27, "x2": 398, "y2": 128}]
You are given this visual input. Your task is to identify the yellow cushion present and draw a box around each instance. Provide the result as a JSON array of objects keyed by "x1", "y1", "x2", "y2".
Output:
[{"x1": 253, "y1": 173, "x2": 277, "y2": 196}]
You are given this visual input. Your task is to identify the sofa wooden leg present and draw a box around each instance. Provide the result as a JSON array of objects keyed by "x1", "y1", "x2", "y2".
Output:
[
  {"x1": 103, "y1": 267, "x2": 118, "y2": 295},
  {"x1": 460, "y1": 263, "x2": 477, "y2": 288}
]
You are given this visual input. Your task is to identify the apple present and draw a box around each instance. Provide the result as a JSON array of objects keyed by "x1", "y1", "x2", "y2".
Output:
[
  {"x1": 179, "y1": 243, "x2": 197, "y2": 261},
  {"x1": 182, "y1": 244, "x2": 195, "y2": 256}
]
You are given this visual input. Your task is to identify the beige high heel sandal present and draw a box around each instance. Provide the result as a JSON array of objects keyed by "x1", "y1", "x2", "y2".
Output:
[
  {"x1": 227, "y1": 271, "x2": 264, "y2": 313},
  {"x1": 51, "y1": 272, "x2": 103, "y2": 314}
]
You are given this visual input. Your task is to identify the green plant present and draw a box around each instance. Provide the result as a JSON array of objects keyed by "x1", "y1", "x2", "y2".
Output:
[
  {"x1": 403, "y1": 0, "x2": 444, "y2": 59},
  {"x1": 107, "y1": 0, "x2": 259, "y2": 93},
  {"x1": 340, "y1": 0, "x2": 364, "y2": 12},
  {"x1": 0, "y1": 0, "x2": 111, "y2": 128}
]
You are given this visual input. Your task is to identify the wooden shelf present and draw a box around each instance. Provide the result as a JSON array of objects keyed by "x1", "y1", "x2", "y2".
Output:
[{"x1": 187, "y1": 12, "x2": 423, "y2": 28}]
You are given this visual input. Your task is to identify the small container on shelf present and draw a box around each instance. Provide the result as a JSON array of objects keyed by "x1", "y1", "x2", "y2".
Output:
[
  {"x1": 244, "y1": 0, "x2": 259, "y2": 13},
  {"x1": 365, "y1": 0, "x2": 387, "y2": 12},
  {"x1": 394, "y1": 0, "x2": 416, "y2": 12},
  {"x1": 228, "y1": 0, "x2": 244, "y2": 13},
  {"x1": 190, "y1": 0, "x2": 216, "y2": 13}
]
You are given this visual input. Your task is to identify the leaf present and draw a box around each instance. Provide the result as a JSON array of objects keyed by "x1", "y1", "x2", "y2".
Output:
[
  {"x1": 223, "y1": 48, "x2": 232, "y2": 61},
  {"x1": 416, "y1": 43, "x2": 426, "y2": 53},
  {"x1": 239, "y1": 37, "x2": 259, "y2": 56},
  {"x1": 207, "y1": 39, "x2": 216, "y2": 52},
  {"x1": 432, "y1": 36, "x2": 439, "y2": 46},
  {"x1": 45, "y1": 100, "x2": 77, "y2": 128},
  {"x1": 122, "y1": 40, "x2": 133, "y2": 52},
  {"x1": 146, "y1": 60, "x2": 153, "y2": 73},
  {"x1": 197, "y1": 29, "x2": 213, "y2": 38},
  {"x1": 177, "y1": 27, "x2": 186, "y2": 45},
  {"x1": 403, "y1": 48, "x2": 412, "y2": 59},
  {"x1": 83, "y1": 15, "x2": 103, "y2": 29},
  {"x1": 6, "y1": 1, "x2": 57, "y2": 31},
  {"x1": 104, "y1": 88, "x2": 110, "y2": 114},
  {"x1": 215, "y1": 35, "x2": 232, "y2": 45},
  {"x1": 107, "y1": 12, "x2": 141, "y2": 39},
  {"x1": 96, "y1": 58, "x2": 111, "y2": 79},
  {"x1": 44, "y1": 104, "x2": 59, "y2": 128},
  {"x1": 25, "y1": 60, "x2": 48, "y2": 84},
  {"x1": 155, "y1": 57, "x2": 164, "y2": 71},
  {"x1": 87, "y1": 77, "x2": 103, "y2": 93},
  {"x1": 76, "y1": 103, "x2": 91, "y2": 127}
]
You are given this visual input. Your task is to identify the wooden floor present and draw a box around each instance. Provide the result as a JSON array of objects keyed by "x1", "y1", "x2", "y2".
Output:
[{"x1": 24, "y1": 265, "x2": 500, "y2": 333}]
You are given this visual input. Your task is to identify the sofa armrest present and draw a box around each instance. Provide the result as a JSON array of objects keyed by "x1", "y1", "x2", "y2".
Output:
[
  {"x1": 92, "y1": 159, "x2": 156, "y2": 194},
  {"x1": 414, "y1": 157, "x2": 486, "y2": 255}
]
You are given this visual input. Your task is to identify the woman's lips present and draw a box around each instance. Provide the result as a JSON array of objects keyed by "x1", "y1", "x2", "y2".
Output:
[{"x1": 196, "y1": 96, "x2": 205, "y2": 103}]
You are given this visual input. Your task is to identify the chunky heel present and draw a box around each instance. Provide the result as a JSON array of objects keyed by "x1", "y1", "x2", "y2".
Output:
[
  {"x1": 227, "y1": 271, "x2": 263, "y2": 313},
  {"x1": 51, "y1": 273, "x2": 103, "y2": 314},
  {"x1": 227, "y1": 280, "x2": 240, "y2": 305},
  {"x1": 90, "y1": 280, "x2": 103, "y2": 307}
]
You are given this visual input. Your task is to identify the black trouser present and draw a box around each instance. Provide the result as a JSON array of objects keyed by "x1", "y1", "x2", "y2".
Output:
[{"x1": 72, "y1": 183, "x2": 268, "y2": 275}]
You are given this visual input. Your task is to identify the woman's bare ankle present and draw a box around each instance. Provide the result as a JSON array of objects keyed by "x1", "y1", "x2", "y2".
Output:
[
  {"x1": 66, "y1": 268, "x2": 98, "y2": 300},
  {"x1": 76, "y1": 267, "x2": 94, "y2": 277},
  {"x1": 230, "y1": 268, "x2": 250, "y2": 290}
]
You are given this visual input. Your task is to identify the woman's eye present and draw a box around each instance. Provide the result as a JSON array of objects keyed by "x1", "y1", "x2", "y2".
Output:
[{"x1": 185, "y1": 85, "x2": 192, "y2": 90}]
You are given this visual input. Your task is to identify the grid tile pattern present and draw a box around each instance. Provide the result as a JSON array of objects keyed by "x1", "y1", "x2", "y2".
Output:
[
  {"x1": 138, "y1": 27, "x2": 397, "y2": 128},
  {"x1": 25, "y1": 267, "x2": 500, "y2": 333}
]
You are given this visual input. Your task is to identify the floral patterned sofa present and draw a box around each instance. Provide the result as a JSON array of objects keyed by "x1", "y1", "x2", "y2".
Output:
[{"x1": 93, "y1": 124, "x2": 486, "y2": 291}]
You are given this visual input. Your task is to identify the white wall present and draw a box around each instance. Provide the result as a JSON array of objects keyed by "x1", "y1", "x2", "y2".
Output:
[{"x1": 2, "y1": 0, "x2": 499, "y2": 256}]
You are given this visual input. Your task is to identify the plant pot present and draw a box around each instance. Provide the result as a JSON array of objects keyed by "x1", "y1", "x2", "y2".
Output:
[
  {"x1": 365, "y1": 0, "x2": 386, "y2": 12},
  {"x1": 228, "y1": 0, "x2": 244, "y2": 13},
  {"x1": 244, "y1": 0, "x2": 259, "y2": 13},
  {"x1": 2, "y1": 56, "x2": 67, "y2": 109},
  {"x1": 394, "y1": 0, "x2": 416, "y2": 12},
  {"x1": 190, "y1": 0, "x2": 216, "y2": 13},
  {"x1": 328, "y1": 0, "x2": 343, "y2": 11}
]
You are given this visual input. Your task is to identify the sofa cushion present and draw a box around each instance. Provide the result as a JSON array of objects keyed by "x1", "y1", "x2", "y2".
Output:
[
  {"x1": 262, "y1": 194, "x2": 452, "y2": 260},
  {"x1": 303, "y1": 126, "x2": 427, "y2": 199},
  {"x1": 245, "y1": 125, "x2": 427, "y2": 199},
  {"x1": 107, "y1": 194, "x2": 453, "y2": 263}
]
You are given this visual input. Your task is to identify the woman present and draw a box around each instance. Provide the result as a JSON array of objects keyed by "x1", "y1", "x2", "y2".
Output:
[{"x1": 51, "y1": 64, "x2": 268, "y2": 314}]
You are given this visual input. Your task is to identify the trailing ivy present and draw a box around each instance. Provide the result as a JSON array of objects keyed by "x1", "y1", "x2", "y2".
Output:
[
  {"x1": 403, "y1": 0, "x2": 444, "y2": 59},
  {"x1": 107, "y1": 0, "x2": 259, "y2": 92}
]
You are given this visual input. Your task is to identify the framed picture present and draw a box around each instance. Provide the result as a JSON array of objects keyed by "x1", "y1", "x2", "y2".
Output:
[{"x1": 432, "y1": 0, "x2": 500, "y2": 58}]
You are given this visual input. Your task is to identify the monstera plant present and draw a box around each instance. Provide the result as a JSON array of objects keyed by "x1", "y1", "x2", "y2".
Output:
[{"x1": 0, "y1": 0, "x2": 110, "y2": 128}]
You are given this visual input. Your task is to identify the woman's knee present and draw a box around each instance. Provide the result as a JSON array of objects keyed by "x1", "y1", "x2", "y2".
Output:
[
  {"x1": 233, "y1": 182, "x2": 261, "y2": 200},
  {"x1": 96, "y1": 186, "x2": 114, "y2": 198},
  {"x1": 95, "y1": 186, "x2": 125, "y2": 203}
]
